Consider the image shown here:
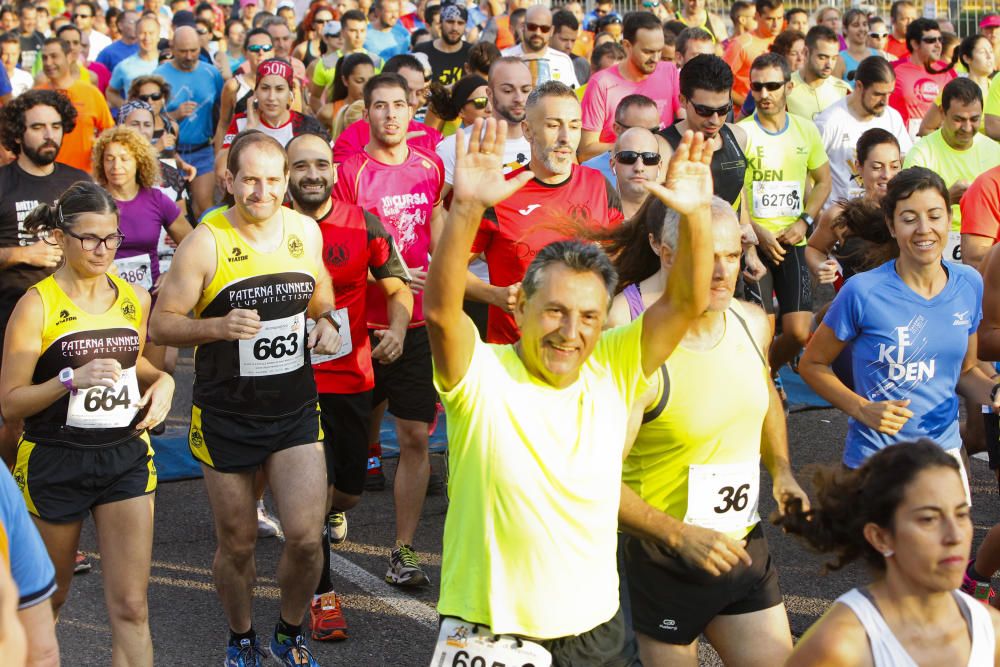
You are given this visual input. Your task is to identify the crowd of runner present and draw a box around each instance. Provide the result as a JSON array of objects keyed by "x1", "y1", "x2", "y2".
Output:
[{"x1": 1, "y1": 0, "x2": 1000, "y2": 665}]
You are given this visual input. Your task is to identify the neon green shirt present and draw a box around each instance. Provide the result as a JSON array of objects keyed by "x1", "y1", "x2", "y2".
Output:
[
  {"x1": 434, "y1": 316, "x2": 651, "y2": 638},
  {"x1": 740, "y1": 111, "x2": 829, "y2": 244},
  {"x1": 786, "y1": 70, "x2": 851, "y2": 120},
  {"x1": 903, "y1": 129, "x2": 1000, "y2": 229}
]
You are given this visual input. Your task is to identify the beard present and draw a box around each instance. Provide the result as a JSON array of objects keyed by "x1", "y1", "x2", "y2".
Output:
[
  {"x1": 22, "y1": 140, "x2": 59, "y2": 167},
  {"x1": 288, "y1": 178, "x2": 333, "y2": 209}
]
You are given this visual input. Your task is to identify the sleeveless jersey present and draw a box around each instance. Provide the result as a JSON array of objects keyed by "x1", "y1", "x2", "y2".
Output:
[
  {"x1": 622, "y1": 294, "x2": 769, "y2": 539},
  {"x1": 836, "y1": 588, "x2": 995, "y2": 667},
  {"x1": 662, "y1": 123, "x2": 746, "y2": 208},
  {"x1": 675, "y1": 10, "x2": 718, "y2": 42},
  {"x1": 193, "y1": 207, "x2": 320, "y2": 418},
  {"x1": 25, "y1": 273, "x2": 144, "y2": 447}
]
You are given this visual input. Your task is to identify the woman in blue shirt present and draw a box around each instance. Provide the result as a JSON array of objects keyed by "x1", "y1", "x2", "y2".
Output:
[{"x1": 800, "y1": 167, "x2": 1000, "y2": 470}]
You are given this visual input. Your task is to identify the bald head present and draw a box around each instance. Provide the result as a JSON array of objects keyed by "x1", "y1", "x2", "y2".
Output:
[
  {"x1": 614, "y1": 127, "x2": 659, "y2": 154},
  {"x1": 521, "y1": 5, "x2": 553, "y2": 53},
  {"x1": 612, "y1": 128, "x2": 663, "y2": 204},
  {"x1": 172, "y1": 25, "x2": 200, "y2": 70}
]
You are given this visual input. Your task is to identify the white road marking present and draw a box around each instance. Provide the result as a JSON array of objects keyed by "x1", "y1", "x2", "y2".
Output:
[{"x1": 328, "y1": 551, "x2": 437, "y2": 629}]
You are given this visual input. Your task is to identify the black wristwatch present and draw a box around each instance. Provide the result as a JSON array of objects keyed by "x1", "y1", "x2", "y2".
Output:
[
  {"x1": 317, "y1": 309, "x2": 341, "y2": 332},
  {"x1": 798, "y1": 212, "x2": 815, "y2": 236}
]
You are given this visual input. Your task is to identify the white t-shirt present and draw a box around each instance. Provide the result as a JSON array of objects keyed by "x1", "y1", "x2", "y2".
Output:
[
  {"x1": 500, "y1": 43, "x2": 579, "y2": 88},
  {"x1": 86, "y1": 30, "x2": 112, "y2": 62},
  {"x1": 8, "y1": 68, "x2": 33, "y2": 98},
  {"x1": 814, "y1": 96, "x2": 912, "y2": 209}
]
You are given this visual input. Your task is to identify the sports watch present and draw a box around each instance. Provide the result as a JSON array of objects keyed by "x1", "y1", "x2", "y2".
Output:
[
  {"x1": 317, "y1": 309, "x2": 341, "y2": 332},
  {"x1": 798, "y1": 212, "x2": 815, "y2": 236},
  {"x1": 59, "y1": 367, "x2": 77, "y2": 395}
]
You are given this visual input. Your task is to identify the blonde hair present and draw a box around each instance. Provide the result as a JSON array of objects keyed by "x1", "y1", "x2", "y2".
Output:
[
  {"x1": 332, "y1": 99, "x2": 365, "y2": 142},
  {"x1": 91, "y1": 126, "x2": 161, "y2": 189}
]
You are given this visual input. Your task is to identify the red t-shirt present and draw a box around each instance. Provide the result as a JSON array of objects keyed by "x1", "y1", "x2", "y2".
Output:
[
  {"x1": 333, "y1": 146, "x2": 443, "y2": 329},
  {"x1": 312, "y1": 199, "x2": 411, "y2": 394},
  {"x1": 961, "y1": 164, "x2": 1000, "y2": 243},
  {"x1": 886, "y1": 35, "x2": 909, "y2": 60},
  {"x1": 332, "y1": 118, "x2": 443, "y2": 164},
  {"x1": 471, "y1": 164, "x2": 624, "y2": 344},
  {"x1": 889, "y1": 59, "x2": 955, "y2": 135}
]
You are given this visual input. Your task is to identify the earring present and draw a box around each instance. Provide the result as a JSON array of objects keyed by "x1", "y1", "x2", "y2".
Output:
[{"x1": 882, "y1": 550, "x2": 894, "y2": 558}]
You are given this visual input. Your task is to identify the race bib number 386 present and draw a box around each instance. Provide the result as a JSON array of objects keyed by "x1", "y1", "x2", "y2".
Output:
[
  {"x1": 66, "y1": 366, "x2": 140, "y2": 429},
  {"x1": 684, "y1": 459, "x2": 761, "y2": 533},
  {"x1": 430, "y1": 618, "x2": 551, "y2": 667},
  {"x1": 238, "y1": 313, "x2": 306, "y2": 377}
]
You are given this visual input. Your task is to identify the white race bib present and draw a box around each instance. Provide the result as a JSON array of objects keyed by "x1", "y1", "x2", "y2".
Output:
[
  {"x1": 684, "y1": 459, "x2": 761, "y2": 533},
  {"x1": 946, "y1": 231, "x2": 962, "y2": 263},
  {"x1": 114, "y1": 254, "x2": 153, "y2": 290},
  {"x1": 237, "y1": 313, "x2": 305, "y2": 377},
  {"x1": 308, "y1": 309, "x2": 352, "y2": 365},
  {"x1": 66, "y1": 366, "x2": 140, "y2": 429},
  {"x1": 430, "y1": 618, "x2": 552, "y2": 667},
  {"x1": 752, "y1": 181, "x2": 802, "y2": 219}
]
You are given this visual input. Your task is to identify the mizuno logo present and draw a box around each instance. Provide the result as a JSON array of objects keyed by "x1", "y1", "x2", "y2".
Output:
[
  {"x1": 953, "y1": 310, "x2": 971, "y2": 326},
  {"x1": 518, "y1": 204, "x2": 541, "y2": 216}
]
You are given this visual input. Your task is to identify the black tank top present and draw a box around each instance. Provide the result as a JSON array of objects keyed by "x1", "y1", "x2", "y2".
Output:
[{"x1": 661, "y1": 123, "x2": 746, "y2": 207}]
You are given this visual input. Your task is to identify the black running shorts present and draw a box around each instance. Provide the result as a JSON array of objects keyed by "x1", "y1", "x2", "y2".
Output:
[
  {"x1": 189, "y1": 401, "x2": 324, "y2": 473},
  {"x1": 318, "y1": 391, "x2": 372, "y2": 496},
  {"x1": 13, "y1": 433, "x2": 156, "y2": 523},
  {"x1": 623, "y1": 523, "x2": 784, "y2": 645},
  {"x1": 745, "y1": 244, "x2": 813, "y2": 316},
  {"x1": 370, "y1": 325, "x2": 437, "y2": 424}
]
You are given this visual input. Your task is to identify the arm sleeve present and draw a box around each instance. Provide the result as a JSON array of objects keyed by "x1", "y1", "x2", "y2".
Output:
[
  {"x1": 221, "y1": 115, "x2": 240, "y2": 149},
  {"x1": 580, "y1": 73, "x2": 606, "y2": 133},
  {"x1": 822, "y1": 280, "x2": 864, "y2": 343},
  {"x1": 0, "y1": 66, "x2": 10, "y2": 97},
  {"x1": 109, "y1": 61, "x2": 126, "y2": 90},
  {"x1": 961, "y1": 171, "x2": 1000, "y2": 238},
  {"x1": 0, "y1": 469, "x2": 55, "y2": 609},
  {"x1": 364, "y1": 210, "x2": 410, "y2": 282},
  {"x1": 155, "y1": 189, "x2": 181, "y2": 228},
  {"x1": 470, "y1": 208, "x2": 497, "y2": 255},
  {"x1": 806, "y1": 122, "x2": 829, "y2": 170},
  {"x1": 604, "y1": 177, "x2": 624, "y2": 224},
  {"x1": 331, "y1": 160, "x2": 358, "y2": 204}
]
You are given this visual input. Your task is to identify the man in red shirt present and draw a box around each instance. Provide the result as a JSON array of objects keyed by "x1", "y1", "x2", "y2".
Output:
[
  {"x1": 886, "y1": 0, "x2": 917, "y2": 60},
  {"x1": 469, "y1": 80, "x2": 624, "y2": 344},
  {"x1": 889, "y1": 17, "x2": 955, "y2": 138},
  {"x1": 960, "y1": 164, "x2": 1000, "y2": 268},
  {"x1": 723, "y1": 0, "x2": 784, "y2": 108},
  {"x1": 287, "y1": 132, "x2": 412, "y2": 642},
  {"x1": 332, "y1": 73, "x2": 444, "y2": 589}
]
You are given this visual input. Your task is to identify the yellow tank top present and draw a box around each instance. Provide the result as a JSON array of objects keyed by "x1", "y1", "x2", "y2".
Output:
[
  {"x1": 27, "y1": 273, "x2": 144, "y2": 447},
  {"x1": 193, "y1": 206, "x2": 320, "y2": 418},
  {"x1": 623, "y1": 300, "x2": 768, "y2": 539}
]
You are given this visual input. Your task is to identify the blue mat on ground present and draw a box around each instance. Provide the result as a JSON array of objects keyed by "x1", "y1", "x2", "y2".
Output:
[
  {"x1": 779, "y1": 365, "x2": 830, "y2": 409},
  {"x1": 153, "y1": 413, "x2": 450, "y2": 482}
]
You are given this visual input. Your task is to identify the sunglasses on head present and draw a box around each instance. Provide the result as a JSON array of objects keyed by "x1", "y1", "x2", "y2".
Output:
[
  {"x1": 921, "y1": 35, "x2": 942, "y2": 44},
  {"x1": 690, "y1": 101, "x2": 732, "y2": 117},
  {"x1": 750, "y1": 80, "x2": 786, "y2": 92},
  {"x1": 526, "y1": 22, "x2": 552, "y2": 33},
  {"x1": 869, "y1": 31, "x2": 888, "y2": 38},
  {"x1": 247, "y1": 43, "x2": 273, "y2": 53},
  {"x1": 615, "y1": 151, "x2": 661, "y2": 166},
  {"x1": 138, "y1": 92, "x2": 163, "y2": 101},
  {"x1": 465, "y1": 96, "x2": 488, "y2": 109}
]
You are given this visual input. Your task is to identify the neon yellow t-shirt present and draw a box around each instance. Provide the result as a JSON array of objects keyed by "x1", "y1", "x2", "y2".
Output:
[
  {"x1": 740, "y1": 111, "x2": 829, "y2": 244},
  {"x1": 434, "y1": 315, "x2": 651, "y2": 639},
  {"x1": 903, "y1": 129, "x2": 1000, "y2": 230},
  {"x1": 786, "y1": 71, "x2": 851, "y2": 120}
]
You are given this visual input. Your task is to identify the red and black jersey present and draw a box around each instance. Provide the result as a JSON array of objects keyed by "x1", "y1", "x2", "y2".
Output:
[
  {"x1": 314, "y1": 199, "x2": 410, "y2": 394},
  {"x1": 222, "y1": 110, "x2": 326, "y2": 148},
  {"x1": 471, "y1": 164, "x2": 624, "y2": 344}
]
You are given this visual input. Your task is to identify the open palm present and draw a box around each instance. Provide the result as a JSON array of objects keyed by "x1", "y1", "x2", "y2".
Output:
[
  {"x1": 452, "y1": 119, "x2": 535, "y2": 209},
  {"x1": 644, "y1": 130, "x2": 714, "y2": 216}
]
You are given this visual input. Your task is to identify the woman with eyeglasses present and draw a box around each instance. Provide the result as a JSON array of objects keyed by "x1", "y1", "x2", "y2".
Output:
[
  {"x1": 0, "y1": 181, "x2": 174, "y2": 666},
  {"x1": 420, "y1": 74, "x2": 491, "y2": 137},
  {"x1": 213, "y1": 27, "x2": 274, "y2": 152},
  {"x1": 292, "y1": 4, "x2": 336, "y2": 68},
  {"x1": 867, "y1": 16, "x2": 896, "y2": 62},
  {"x1": 834, "y1": 9, "x2": 877, "y2": 85},
  {"x1": 91, "y1": 126, "x2": 193, "y2": 370},
  {"x1": 318, "y1": 52, "x2": 375, "y2": 137}
]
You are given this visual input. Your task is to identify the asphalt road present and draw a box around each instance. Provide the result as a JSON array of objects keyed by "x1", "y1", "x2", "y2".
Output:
[{"x1": 53, "y1": 357, "x2": 1000, "y2": 666}]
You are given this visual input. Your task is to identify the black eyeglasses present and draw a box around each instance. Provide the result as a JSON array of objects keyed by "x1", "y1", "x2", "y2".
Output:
[
  {"x1": 526, "y1": 22, "x2": 552, "y2": 33},
  {"x1": 690, "y1": 101, "x2": 732, "y2": 117},
  {"x1": 138, "y1": 92, "x2": 163, "y2": 102},
  {"x1": 64, "y1": 228, "x2": 125, "y2": 251},
  {"x1": 615, "y1": 151, "x2": 661, "y2": 166},
  {"x1": 921, "y1": 35, "x2": 942, "y2": 44},
  {"x1": 750, "y1": 80, "x2": 786, "y2": 92},
  {"x1": 465, "y1": 96, "x2": 488, "y2": 109}
]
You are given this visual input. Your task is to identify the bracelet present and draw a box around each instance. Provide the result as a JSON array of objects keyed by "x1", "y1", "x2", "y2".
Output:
[{"x1": 990, "y1": 383, "x2": 1000, "y2": 404}]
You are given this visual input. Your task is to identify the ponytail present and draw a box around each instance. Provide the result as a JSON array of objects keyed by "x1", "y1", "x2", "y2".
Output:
[{"x1": 24, "y1": 181, "x2": 118, "y2": 237}]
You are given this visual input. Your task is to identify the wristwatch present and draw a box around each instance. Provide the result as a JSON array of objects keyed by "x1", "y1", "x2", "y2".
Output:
[
  {"x1": 59, "y1": 367, "x2": 77, "y2": 395},
  {"x1": 798, "y1": 212, "x2": 815, "y2": 236},
  {"x1": 317, "y1": 309, "x2": 341, "y2": 333},
  {"x1": 990, "y1": 383, "x2": 1000, "y2": 405}
]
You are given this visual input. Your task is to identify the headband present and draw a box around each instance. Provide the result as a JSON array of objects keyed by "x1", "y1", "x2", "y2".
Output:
[
  {"x1": 441, "y1": 4, "x2": 467, "y2": 22},
  {"x1": 257, "y1": 58, "x2": 294, "y2": 86},
  {"x1": 117, "y1": 99, "x2": 155, "y2": 123}
]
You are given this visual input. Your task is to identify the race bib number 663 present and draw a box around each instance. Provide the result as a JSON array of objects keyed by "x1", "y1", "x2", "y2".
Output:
[
  {"x1": 430, "y1": 618, "x2": 551, "y2": 667},
  {"x1": 238, "y1": 313, "x2": 306, "y2": 377}
]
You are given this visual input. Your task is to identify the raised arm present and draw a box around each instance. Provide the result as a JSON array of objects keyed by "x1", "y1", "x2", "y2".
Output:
[{"x1": 424, "y1": 119, "x2": 534, "y2": 391}]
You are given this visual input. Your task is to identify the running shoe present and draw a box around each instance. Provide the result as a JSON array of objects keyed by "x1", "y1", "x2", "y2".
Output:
[
  {"x1": 257, "y1": 503, "x2": 283, "y2": 539},
  {"x1": 961, "y1": 559, "x2": 995, "y2": 604},
  {"x1": 309, "y1": 592, "x2": 348, "y2": 641},
  {"x1": 224, "y1": 637, "x2": 265, "y2": 667},
  {"x1": 327, "y1": 511, "x2": 347, "y2": 544},
  {"x1": 385, "y1": 543, "x2": 428, "y2": 586},
  {"x1": 269, "y1": 633, "x2": 320, "y2": 666},
  {"x1": 74, "y1": 551, "x2": 92, "y2": 575}
]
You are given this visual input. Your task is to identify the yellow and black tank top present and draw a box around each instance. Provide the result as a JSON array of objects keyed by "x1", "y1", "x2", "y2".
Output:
[
  {"x1": 26, "y1": 273, "x2": 143, "y2": 447},
  {"x1": 193, "y1": 207, "x2": 320, "y2": 418}
]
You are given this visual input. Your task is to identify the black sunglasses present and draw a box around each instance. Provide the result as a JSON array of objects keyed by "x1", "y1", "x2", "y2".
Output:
[
  {"x1": 921, "y1": 35, "x2": 942, "y2": 44},
  {"x1": 138, "y1": 92, "x2": 163, "y2": 102},
  {"x1": 615, "y1": 151, "x2": 661, "y2": 166},
  {"x1": 691, "y1": 101, "x2": 732, "y2": 118},
  {"x1": 526, "y1": 22, "x2": 552, "y2": 33},
  {"x1": 750, "y1": 80, "x2": 786, "y2": 92}
]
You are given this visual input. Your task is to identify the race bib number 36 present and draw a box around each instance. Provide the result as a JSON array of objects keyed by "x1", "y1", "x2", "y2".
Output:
[
  {"x1": 430, "y1": 618, "x2": 551, "y2": 667},
  {"x1": 684, "y1": 459, "x2": 761, "y2": 533},
  {"x1": 238, "y1": 313, "x2": 305, "y2": 377},
  {"x1": 752, "y1": 181, "x2": 802, "y2": 219},
  {"x1": 66, "y1": 366, "x2": 140, "y2": 429}
]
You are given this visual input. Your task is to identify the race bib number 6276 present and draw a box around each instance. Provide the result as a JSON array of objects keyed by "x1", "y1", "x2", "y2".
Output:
[{"x1": 752, "y1": 181, "x2": 802, "y2": 219}]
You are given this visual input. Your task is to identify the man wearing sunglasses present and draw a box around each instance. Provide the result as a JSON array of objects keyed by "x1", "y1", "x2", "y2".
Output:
[
  {"x1": 610, "y1": 128, "x2": 662, "y2": 218},
  {"x1": 72, "y1": 0, "x2": 111, "y2": 62},
  {"x1": 739, "y1": 52, "x2": 831, "y2": 390},
  {"x1": 582, "y1": 92, "x2": 660, "y2": 186},
  {"x1": 888, "y1": 17, "x2": 955, "y2": 139},
  {"x1": 501, "y1": 5, "x2": 578, "y2": 89},
  {"x1": 106, "y1": 15, "x2": 160, "y2": 110}
]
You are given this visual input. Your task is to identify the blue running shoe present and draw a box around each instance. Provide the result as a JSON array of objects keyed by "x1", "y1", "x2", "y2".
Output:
[
  {"x1": 225, "y1": 637, "x2": 264, "y2": 667},
  {"x1": 269, "y1": 633, "x2": 320, "y2": 666}
]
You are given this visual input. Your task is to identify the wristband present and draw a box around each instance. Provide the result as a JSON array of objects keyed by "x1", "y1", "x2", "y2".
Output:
[
  {"x1": 318, "y1": 309, "x2": 341, "y2": 332},
  {"x1": 59, "y1": 367, "x2": 77, "y2": 395}
]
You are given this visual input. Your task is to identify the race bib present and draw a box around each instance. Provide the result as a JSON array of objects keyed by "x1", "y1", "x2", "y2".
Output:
[
  {"x1": 684, "y1": 459, "x2": 761, "y2": 533},
  {"x1": 238, "y1": 313, "x2": 305, "y2": 377},
  {"x1": 946, "y1": 231, "x2": 962, "y2": 263},
  {"x1": 115, "y1": 254, "x2": 153, "y2": 290},
  {"x1": 752, "y1": 181, "x2": 802, "y2": 219},
  {"x1": 308, "y1": 309, "x2": 352, "y2": 365},
  {"x1": 430, "y1": 618, "x2": 552, "y2": 667},
  {"x1": 66, "y1": 366, "x2": 140, "y2": 429}
]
